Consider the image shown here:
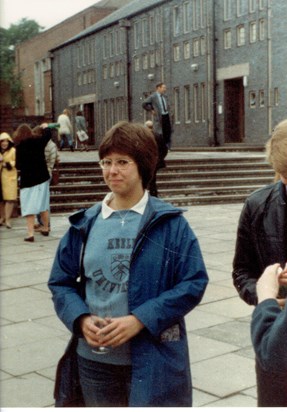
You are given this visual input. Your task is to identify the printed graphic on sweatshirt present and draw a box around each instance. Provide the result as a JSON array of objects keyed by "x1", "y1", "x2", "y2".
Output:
[{"x1": 91, "y1": 237, "x2": 135, "y2": 294}]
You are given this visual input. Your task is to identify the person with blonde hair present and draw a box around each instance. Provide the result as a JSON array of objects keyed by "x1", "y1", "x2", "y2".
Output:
[
  {"x1": 232, "y1": 118, "x2": 287, "y2": 406},
  {"x1": 57, "y1": 108, "x2": 74, "y2": 151},
  {"x1": 0, "y1": 132, "x2": 17, "y2": 228}
]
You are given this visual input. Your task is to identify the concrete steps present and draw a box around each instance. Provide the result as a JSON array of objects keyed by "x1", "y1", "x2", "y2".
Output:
[{"x1": 47, "y1": 154, "x2": 274, "y2": 213}]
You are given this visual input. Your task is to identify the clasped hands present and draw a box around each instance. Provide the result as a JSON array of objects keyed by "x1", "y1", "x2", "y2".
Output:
[
  {"x1": 256, "y1": 263, "x2": 287, "y2": 306},
  {"x1": 80, "y1": 314, "x2": 144, "y2": 350}
]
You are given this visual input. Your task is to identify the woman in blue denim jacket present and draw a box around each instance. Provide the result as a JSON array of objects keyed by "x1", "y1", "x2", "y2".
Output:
[{"x1": 48, "y1": 121, "x2": 208, "y2": 407}]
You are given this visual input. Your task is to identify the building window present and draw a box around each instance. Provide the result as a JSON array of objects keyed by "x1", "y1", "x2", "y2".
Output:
[
  {"x1": 121, "y1": 28, "x2": 126, "y2": 54},
  {"x1": 201, "y1": 82, "x2": 206, "y2": 122},
  {"x1": 183, "y1": 41, "x2": 190, "y2": 59},
  {"x1": 173, "y1": 44, "x2": 180, "y2": 61},
  {"x1": 200, "y1": 36, "x2": 206, "y2": 55},
  {"x1": 249, "y1": 91, "x2": 256, "y2": 108},
  {"x1": 150, "y1": 51, "x2": 155, "y2": 68},
  {"x1": 77, "y1": 73, "x2": 82, "y2": 86},
  {"x1": 77, "y1": 46, "x2": 81, "y2": 68},
  {"x1": 142, "y1": 54, "x2": 148, "y2": 70},
  {"x1": 109, "y1": 63, "x2": 115, "y2": 78},
  {"x1": 173, "y1": 87, "x2": 180, "y2": 123},
  {"x1": 173, "y1": 6, "x2": 180, "y2": 36},
  {"x1": 134, "y1": 56, "x2": 140, "y2": 72},
  {"x1": 183, "y1": 1, "x2": 190, "y2": 33},
  {"x1": 109, "y1": 31, "x2": 114, "y2": 57},
  {"x1": 237, "y1": 0, "x2": 244, "y2": 16},
  {"x1": 134, "y1": 21, "x2": 140, "y2": 49},
  {"x1": 250, "y1": 21, "x2": 257, "y2": 43},
  {"x1": 142, "y1": 18, "x2": 148, "y2": 46},
  {"x1": 192, "y1": 0, "x2": 198, "y2": 30},
  {"x1": 155, "y1": 13, "x2": 163, "y2": 42},
  {"x1": 103, "y1": 35, "x2": 108, "y2": 59},
  {"x1": 274, "y1": 88, "x2": 279, "y2": 106},
  {"x1": 155, "y1": 49, "x2": 162, "y2": 66},
  {"x1": 149, "y1": 14, "x2": 155, "y2": 45},
  {"x1": 259, "y1": 0, "x2": 265, "y2": 10},
  {"x1": 224, "y1": 29, "x2": 232, "y2": 49},
  {"x1": 224, "y1": 0, "x2": 231, "y2": 21},
  {"x1": 259, "y1": 19, "x2": 265, "y2": 41},
  {"x1": 259, "y1": 90, "x2": 264, "y2": 107},
  {"x1": 200, "y1": 0, "x2": 205, "y2": 27},
  {"x1": 104, "y1": 100, "x2": 108, "y2": 130},
  {"x1": 193, "y1": 38, "x2": 199, "y2": 57},
  {"x1": 249, "y1": 0, "x2": 256, "y2": 13},
  {"x1": 184, "y1": 85, "x2": 191, "y2": 123},
  {"x1": 103, "y1": 65, "x2": 108, "y2": 79},
  {"x1": 83, "y1": 71, "x2": 87, "y2": 85},
  {"x1": 193, "y1": 83, "x2": 199, "y2": 123},
  {"x1": 237, "y1": 25, "x2": 245, "y2": 46}
]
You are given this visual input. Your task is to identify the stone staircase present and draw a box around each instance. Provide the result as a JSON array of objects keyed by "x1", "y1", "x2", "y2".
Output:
[{"x1": 49, "y1": 154, "x2": 275, "y2": 213}]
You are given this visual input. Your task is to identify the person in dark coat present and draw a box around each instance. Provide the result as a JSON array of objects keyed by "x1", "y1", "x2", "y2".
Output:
[
  {"x1": 145, "y1": 120, "x2": 167, "y2": 197},
  {"x1": 14, "y1": 123, "x2": 51, "y2": 241},
  {"x1": 48, "y1": 121, "x2": 208, "y2": 407},
  {"x1": 232, "y1": 118, "x2": 287, "y2": 407}
]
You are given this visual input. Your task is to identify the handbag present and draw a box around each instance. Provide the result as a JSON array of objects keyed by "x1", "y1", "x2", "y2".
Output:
[
  {"x1": 54, "y1": 240, "x2": 88, "y2": 407},
  {"x1": 51, "y1": 163, "x2": 60, "y2": 186},
  {"x1": 54, "y1": 335, "x2": 85, "y2": 407},
  {"x1": 77, "y1": 130, "x2": 89, "y2": 142}
]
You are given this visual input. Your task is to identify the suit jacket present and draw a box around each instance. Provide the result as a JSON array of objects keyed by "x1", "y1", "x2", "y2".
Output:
[{"x1": 142, "y1": 92, "x2": 171, "y2": 136}]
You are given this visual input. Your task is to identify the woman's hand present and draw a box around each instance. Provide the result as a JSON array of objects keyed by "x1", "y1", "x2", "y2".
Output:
[
  {"x1": 80, "y1": 314, "x2": 110, "y2": 349},
  {"x1": 95, "y1": 315, "x2": 144, "y2": 348},
  {"x1": 256, "y1": 263, "x2": 283, "y2": 304}
]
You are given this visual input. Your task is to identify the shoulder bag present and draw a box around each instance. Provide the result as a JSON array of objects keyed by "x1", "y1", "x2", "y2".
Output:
[{"x1": 54, "y1": 243, "x2": 87, "y2": 407}]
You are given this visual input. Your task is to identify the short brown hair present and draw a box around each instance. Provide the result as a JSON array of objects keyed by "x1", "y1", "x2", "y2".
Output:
[
  {"x1": 99, "y1": 121, "x2": 158, "y2": 189},
  {"x1": 266, "y1": 119, "x2": 287, "y2": 178}
]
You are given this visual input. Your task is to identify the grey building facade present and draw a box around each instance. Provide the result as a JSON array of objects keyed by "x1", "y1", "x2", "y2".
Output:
[{"x1": 51, "y1": 0, "x2": 287, "y2": 148}]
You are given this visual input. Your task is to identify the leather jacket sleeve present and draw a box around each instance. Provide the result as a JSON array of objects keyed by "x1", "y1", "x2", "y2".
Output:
[{"x1": 232, "y1": 201, "x2": 260, "y2": 306}]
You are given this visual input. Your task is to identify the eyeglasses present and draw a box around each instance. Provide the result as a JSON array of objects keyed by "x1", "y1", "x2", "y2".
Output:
[{"x1": 99, "y1": 159, "x2": 134, "y2": 170}]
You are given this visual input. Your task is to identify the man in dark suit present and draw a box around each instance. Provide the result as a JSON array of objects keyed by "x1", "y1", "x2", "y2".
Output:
[{"x1": 142, "y1": 82, "x2": 172, "y2": 149}]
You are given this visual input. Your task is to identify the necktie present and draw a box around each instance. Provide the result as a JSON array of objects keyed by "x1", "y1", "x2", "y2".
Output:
[{"x1": 161, "y1": 95, "x2": 167, "y2": 112}]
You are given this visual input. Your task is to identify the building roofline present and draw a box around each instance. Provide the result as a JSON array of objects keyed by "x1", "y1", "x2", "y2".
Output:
[{"x1": 50, "y1": 0, "x2": 169, "y2": 52}]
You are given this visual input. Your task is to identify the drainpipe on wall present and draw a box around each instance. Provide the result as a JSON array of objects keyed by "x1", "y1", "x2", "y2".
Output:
[
  {"x1": 267, "y1": 0, "x2": 272, "y2": 135},
  {"x1": 212, "y1": 1, "x2": 219, "y2": 146},
  {"x1": 49, "y1": 52, "x2": 55, "y2": 121},
  {"x1": 120, "y1": 19, "x2": 131, "y2": 121}
]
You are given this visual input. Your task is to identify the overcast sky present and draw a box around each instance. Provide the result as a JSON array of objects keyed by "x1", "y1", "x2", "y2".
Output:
[{"x1": 0, "y1": 0, "x2": 102, "y2": 29}]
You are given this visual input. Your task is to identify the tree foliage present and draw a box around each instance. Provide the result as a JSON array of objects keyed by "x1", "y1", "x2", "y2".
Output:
[{"x1": 0, "y1": 18, "x2": 44, "y2": 107}]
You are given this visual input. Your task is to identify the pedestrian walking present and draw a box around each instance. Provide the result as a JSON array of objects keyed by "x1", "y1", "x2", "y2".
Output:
[
  {"x1": 57, "y1": 109, "x2": 74, "y2": 151},
  {"x1": 48, "y1": 121, "x2": 208, "y2": 407},
  {"x1": 75, "y1": 110, "x2": 89, "y2": 151}
]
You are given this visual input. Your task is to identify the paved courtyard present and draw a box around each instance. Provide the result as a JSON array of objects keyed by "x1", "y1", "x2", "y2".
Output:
[{"x1": 0, "y1": 200, "x2": 257, "y2": 407}]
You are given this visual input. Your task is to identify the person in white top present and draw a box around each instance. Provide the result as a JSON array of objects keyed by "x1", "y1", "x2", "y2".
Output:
[{"x1": 57, "y1": 108, "x2": 74, "y2": 151}]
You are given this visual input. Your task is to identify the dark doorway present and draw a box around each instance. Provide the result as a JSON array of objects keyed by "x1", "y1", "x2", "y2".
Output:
[
  {"x1": 224, "y1": 78, "x2": 245, "y2": 143},
  {"x1": 84, "y1": 103, "x2": 95, "y2": 145}
]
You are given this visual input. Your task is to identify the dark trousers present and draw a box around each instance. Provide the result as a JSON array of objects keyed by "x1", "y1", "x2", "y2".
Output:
[
  {"x1": 149, "y1": 133, "x2": 168, "y2": 197},
  {"x1": 161, "y1": 114, "x2": 172, "y2": 148},
  {"x1": 256, "y1": 358, "x2": 287, "y2": 406},
  {"x1": 77, "y1": 355, "x2": 132, "y2": 407}
]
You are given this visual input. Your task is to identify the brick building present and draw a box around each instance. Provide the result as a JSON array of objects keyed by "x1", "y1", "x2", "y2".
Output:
[
  {"x1": 14, "y1": 0, "x2": 134, "y2": 119},
  {"x1": 50, "y1": 0, "x2": 287, "y2": 147}
]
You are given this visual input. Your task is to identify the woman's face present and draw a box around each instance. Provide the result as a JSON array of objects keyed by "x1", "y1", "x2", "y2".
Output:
[
  {"x1": 101, "y1": 152, "x2": 143, "y2": 199},
  {"x1": 0, "y1": 140, "x2": 9, "y2": 150}
]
